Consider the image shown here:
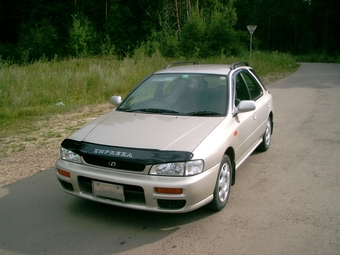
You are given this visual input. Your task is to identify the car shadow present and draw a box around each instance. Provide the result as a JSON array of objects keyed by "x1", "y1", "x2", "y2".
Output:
[
  {"x1": 0, "y1": 168, "x2": 216, "y2": 255},
  {"x1": 62, "y1": 193, "x2": 216, "y2": 253}
]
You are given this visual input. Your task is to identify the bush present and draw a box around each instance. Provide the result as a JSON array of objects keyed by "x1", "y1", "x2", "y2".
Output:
[
  {"x1": 0, "y1": 43, "x2": 19, "y2": 62},
  {"x1": 136, "y1": 31, "x2": 161, "y2": 57},
  {"x1": 67, "y1": 14, "x2": 97, "y2": 57},
  {"x1": 179, "y1": 9, "x2": 243, "y2": 59},
  {"x1": 17, "y1": 19, "x2": 59, "y2": 62},
  {"x1": 179, "y1": 15, "x2": 205, "y2": 58},
  {"x1": 158, "y1": 31, "x2": 180, "y2": 58},
  {"x1": 204, "y1": 11, "x2": 242, "y2": 57},
  {"x1": 99, "y1": 34, "x2": 116, "y2": 56}
]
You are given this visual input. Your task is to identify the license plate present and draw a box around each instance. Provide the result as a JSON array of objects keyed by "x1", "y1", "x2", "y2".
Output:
[{"x1": 92, "y1": 181, "x2": 125, "y2": 202}]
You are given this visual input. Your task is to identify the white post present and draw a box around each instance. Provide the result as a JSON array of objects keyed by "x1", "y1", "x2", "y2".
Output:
[
  {"x1": 250, "y1": 33, "x2": 253, "y2": 62},
  {"x1": 247, "y1": 25, "x2": 257, "y2": 63}
]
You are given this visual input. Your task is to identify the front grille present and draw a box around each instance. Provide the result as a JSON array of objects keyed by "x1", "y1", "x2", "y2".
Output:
[{"x1": 83, "y1": 154, "x2": 145, "y2": 171}]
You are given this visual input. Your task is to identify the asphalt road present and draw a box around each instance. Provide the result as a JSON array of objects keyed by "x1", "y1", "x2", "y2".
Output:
[{"x1": 1, "y1": 63, "x2": 339, "y2": 255}]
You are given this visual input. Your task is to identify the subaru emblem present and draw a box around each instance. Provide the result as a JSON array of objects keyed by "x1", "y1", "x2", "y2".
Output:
[{"x1": 108, "y1": 161, "x2": 116, "y2": 167}]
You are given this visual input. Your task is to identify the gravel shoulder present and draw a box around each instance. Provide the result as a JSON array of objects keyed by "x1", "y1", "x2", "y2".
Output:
[
  {"x1": 0, "y1": 103, "x2": 112, "y2": 187},
  {"x1": 0, "y1": 72, "x2": 292, "y2": 188}
]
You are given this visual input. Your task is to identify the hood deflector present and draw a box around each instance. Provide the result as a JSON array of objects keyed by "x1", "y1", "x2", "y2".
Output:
[{"x1": 61, "y1": 139, "x2": 194, "y2": 165}]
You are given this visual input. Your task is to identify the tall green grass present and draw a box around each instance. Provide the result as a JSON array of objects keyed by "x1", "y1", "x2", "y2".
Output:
[
  {"x1": 0, "y1": 50, "x2": 298, "y2": 132},
  {"x1": 295, "y1": 53, "x2": 340, "y2": 63},
  {"x1": 197, "y1": 50, "x2": 299, "y2": 77},
  {"x1": 0, "y1": 51, "x2": 167, "y2": 125}
]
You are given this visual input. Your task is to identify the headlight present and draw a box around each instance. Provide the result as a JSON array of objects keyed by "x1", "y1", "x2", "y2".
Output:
[
  {"x1": 60, "y1": 147, "x2": 81, "y2": 164},
  {"x1": 149, "y1": 160, "x2": 204, "y2": 176}
]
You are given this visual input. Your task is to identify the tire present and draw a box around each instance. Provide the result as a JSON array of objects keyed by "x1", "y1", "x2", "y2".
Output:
[
  {"x1": 257, "y1": 116, "x2": 272, "y2": 152},
  {"x1": 207, "y1": 155, "x2": 232, "y2": 211}
]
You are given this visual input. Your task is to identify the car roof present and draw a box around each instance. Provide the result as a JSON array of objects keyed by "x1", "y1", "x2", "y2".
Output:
[
  {"x1": 154, "y1": 64, "x2": 233, "y2": 75},
  {"x1": 154, "y1": 62, "x2": 252, "y2": 76}
]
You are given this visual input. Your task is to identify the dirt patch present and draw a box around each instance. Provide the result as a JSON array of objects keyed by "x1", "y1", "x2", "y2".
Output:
[
  {"x1": 0, "y1": 103, "x2": 112, "y2": 187},
  {"x1": 260, "y1": 72, "x2": 292, "y2": 85}
]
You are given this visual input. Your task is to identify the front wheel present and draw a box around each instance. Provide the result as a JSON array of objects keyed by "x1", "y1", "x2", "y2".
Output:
[
  {"x1": 257, "y1": 116, "x2": 272, "y2": 152},
  {"x1": 207, "y1": 155, "x2": 232, "y2": 211}
]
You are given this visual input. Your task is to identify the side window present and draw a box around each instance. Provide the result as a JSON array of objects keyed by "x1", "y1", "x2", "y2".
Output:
[
  {"x1": 235, "y1": 73, "x2": 250, "y2": 106},
  {"x1": 241, "y1": 72, "x2": 263, "y2": 100}
]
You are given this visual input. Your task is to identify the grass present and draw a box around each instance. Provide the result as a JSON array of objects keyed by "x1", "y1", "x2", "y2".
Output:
[
  {"x1": 0, "y1": 50, "x2": 299, "y2": 139},
  {"x1": 295, "y1": 53, "x2": 340, "y2": 63}
]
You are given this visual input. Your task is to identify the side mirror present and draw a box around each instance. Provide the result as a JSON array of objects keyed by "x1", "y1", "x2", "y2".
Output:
[
  {"x1": 233, "y1": 100, "x2": 256, "y2": 116},
  {"x1": 110, "y1": 96, "x2": 122, "y2": 106}
]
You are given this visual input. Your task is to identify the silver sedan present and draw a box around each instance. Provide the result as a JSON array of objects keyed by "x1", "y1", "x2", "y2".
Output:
[{"x1": 55, "y1": 62, "x2": 274, "y2": 213}]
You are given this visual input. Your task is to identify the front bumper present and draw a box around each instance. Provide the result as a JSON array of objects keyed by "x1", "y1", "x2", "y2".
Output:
[{"x1": 55, "y1": 159, "x2": 219, "y2": 213}]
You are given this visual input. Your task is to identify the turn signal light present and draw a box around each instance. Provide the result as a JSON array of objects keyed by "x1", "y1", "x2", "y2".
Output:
[
  {"x1": 155, "y1": 187, "x2": 183, "y2": 194},
  {"x1": 58, "y1": 169, "x2": 71, "y2": 178}
]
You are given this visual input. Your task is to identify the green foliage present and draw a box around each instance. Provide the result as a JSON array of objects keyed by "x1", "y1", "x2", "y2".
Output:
[
  {"x1": 249, "y1": 51, "x2": 300, "y2": 77},
  {"x1": 179, "y1": 14, "x2": 205, "y2": 58},
  {"x1": 157, "y1": 31, "x2": 180, "y2": 58},
  {"x1": 203, "y1": 11, "x2": 241, "y2": 57},
  {"x1": 99, "y1": 34, "x2": 116, "y2": 56},
  {"x1": 17, "y1": 19, "x2": 59, "y2": 62},
  {"x1": 105, "y1": 1, "x2": 139, "y2": 59},
  {"x1": 0, "y1": 43, "x2": 18, "y2": 62},
  {"x1": 135, "y1": 31, "x2": 161, "y2": 57},
  {"x1": 1, "y1": 0, "x2": 340, "y2": 62},
  {"x1": 67, "y1": 14, "x2": 97, "y2": 57},
  {"x1": 179, "y1": 7, "x2": 242, "y2": 58}
]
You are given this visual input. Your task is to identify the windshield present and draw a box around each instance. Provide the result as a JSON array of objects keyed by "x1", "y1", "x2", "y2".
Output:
[{"x1": 117, "y1": 73, "x2": 229, "y2": 116}]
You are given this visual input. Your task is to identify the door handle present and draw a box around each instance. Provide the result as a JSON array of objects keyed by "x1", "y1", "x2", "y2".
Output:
[{"x1": 253, "y1": 114, "x2": 258, "y2": 120}]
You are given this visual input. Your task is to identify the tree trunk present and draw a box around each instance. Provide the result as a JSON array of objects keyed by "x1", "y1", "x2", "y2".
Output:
[
  {"x1": 186, "y1": 0, "x2": 191, "y2": 19},
  {"x1": 106, "y1": 0, "x2": 108, "y2": 19},
  {"x1": 267, "y1": 9, "x2": 271, "y2": 49},
  {"x1": 175, "y1": 0, "x2": 181, "y2": 39}
]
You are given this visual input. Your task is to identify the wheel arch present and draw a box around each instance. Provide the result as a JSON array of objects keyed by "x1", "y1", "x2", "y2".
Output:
[
  {"x1": 269, "y1": 111, "x2": 274, "y2": 134},
  {"x1": 225, "y1": 147, "x2": 236, "y2": 186}
]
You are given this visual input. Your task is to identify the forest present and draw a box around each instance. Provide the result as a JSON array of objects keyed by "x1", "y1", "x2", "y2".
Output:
[{"x1": 0, "y1": 0, "x2": 339, "y2": 63}]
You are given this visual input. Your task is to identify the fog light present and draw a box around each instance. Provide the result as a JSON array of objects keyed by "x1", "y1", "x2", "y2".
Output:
[
  {"x1": 155, "y1": 187, "x2": 183, "y2": 194},
  {"x1": 158, "y1": 199, "x2": 186, "y2": 209},
  {"x1": 58, "y1": 169, "x2": 71, "y2": 178}
]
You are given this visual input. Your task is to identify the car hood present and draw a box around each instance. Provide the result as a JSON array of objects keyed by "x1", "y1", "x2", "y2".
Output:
[{"x1": 67, "y1": 111, "x2": 224, "y2": 151}]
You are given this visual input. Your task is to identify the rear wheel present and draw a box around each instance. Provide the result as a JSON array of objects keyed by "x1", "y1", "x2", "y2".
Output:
[
  {"x1": 257, "y1": 116, "x2": 272, "y2": 151},
  {"x1": 207, "y1": 155, "x2": 232, "y2": 211}
]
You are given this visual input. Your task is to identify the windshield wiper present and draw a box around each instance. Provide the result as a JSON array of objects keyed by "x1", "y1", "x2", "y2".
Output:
[
  {"x1": 125, "y1": 108, "x2": 179, "y2": 114},
  {"x1": 187, "y1": 111, "x2": 222, "y2": 116}
]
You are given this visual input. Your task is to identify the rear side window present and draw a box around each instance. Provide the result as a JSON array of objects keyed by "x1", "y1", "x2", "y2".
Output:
[
  {"x1": 241, "y1": 71, "x2": 263, "y2": 100},
  {"x1": 235, "y1": 74, "x2": 251, "y2": 104}
]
